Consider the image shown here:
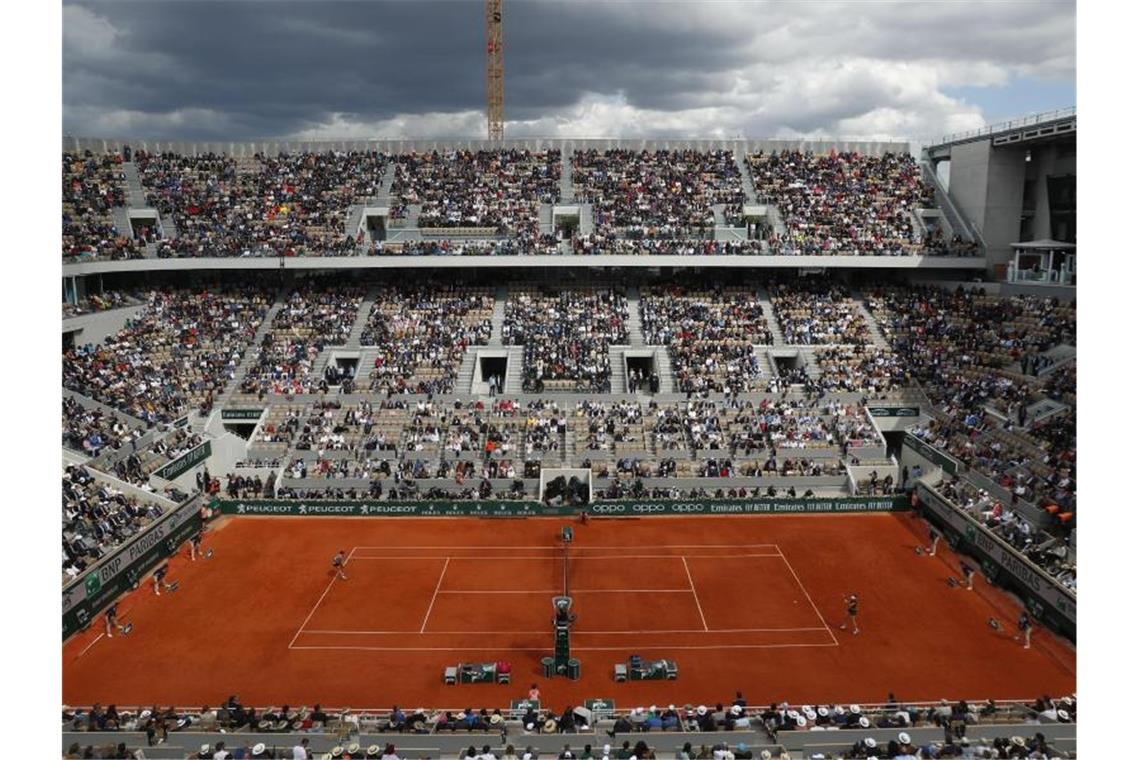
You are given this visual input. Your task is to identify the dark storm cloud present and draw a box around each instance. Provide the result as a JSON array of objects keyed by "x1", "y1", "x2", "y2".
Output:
[
  {"x1": 63, "y1": 0, "x2": 1074, "y2": 140},
  {"x1": 64, "y1": 0, "x2": 755, "y2": 139}
]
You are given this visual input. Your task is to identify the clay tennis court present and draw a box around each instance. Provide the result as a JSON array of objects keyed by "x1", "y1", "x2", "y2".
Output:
[{"x1": 62, "y1": 513, "x2": 1075, "y2": 709}]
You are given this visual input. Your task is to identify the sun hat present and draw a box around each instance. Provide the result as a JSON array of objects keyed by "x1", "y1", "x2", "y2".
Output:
[
  {"x1": 899, "y1": 732, "x2": 911, "y2": 744},
  {"x1": 864, "y1": 738, "x2": 877, "y2": 748},
  {"x1": 252, "y1": 744, "x2": 266, "y2": 756},
  {"x1": 1012, "y1": 736, "x2": 1027, "y2": 748},
  {"x1": 367, "y1": 747, "x2": 381, "y2": 757},
  {"x1": 858, "y1": 717, "x2": 870, "y2": 729},
  {"x1": 850, "y1": 704, "x2": 861, "y2": 714},
  {"x1": 201, "y1": 745, "x2": 211, "y2": 754},
  {"x1": 796, "y1": 716, "x2": 807, "y2": 728},
  {"x1": 697, "y1": 706, "x2": 708, "y2": 716}
]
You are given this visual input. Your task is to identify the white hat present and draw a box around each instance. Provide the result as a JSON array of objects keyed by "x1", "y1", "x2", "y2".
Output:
[
  {"x1": 834, "y1": 706, "x2": 846, "y2": 716},
  {"x1": 731, "y1": 705, "x2": 742, "y2": 715},
  {"x1": 603, "y1": 745, "x2": 611, "y2": 754},
  {"x1": 201, "y1": 745, "x2": 211, "y2": 754},
  {"x1": 668, "y1": 704, "x2": 675, "y2": 711},
  {"x1": 1058, "y1": 709, "x2": 1070, "y2": 721},
  {"x1": 850, "y1": 704, "x2": 861, "y2": 714},
  {"x1": 899, "y1": 732, "x2": 911, "y2": 744},
  {"x1": 788, "y1": 710, "x2": 799, "y2": 719},
  {"x1": 649, "y1": 705, "x2": 657, "y2": 713},
  {"x1": 523, "y1": 754, "x2": 534, "y2": 760},
  {"x1": 796, "y1": 715, "x2": 807, "y2": 727},
  {"x1": 804, "y1": 708, "x2": 817, "y2": 720},
  {"x1": 349, "y1": 744, "x2": 360, "y2": 754},
  {"x1": 864, "y1": 738, "x2": 877, "y2": 748},
  {"x1": 802, "y1": 705, "x2": 813, "y2": 713},
  {"x1": 697, "y1": 706, "x2": 707, "y2": 716},
  {"x1": 858, "y1": 716, "x2": 870, "y2": 729},
  {"x1": 253, "y1": 744, "x2": 266, "y2": 755},
  {"x1": 760, "y1": 752, "x2": 771, "y2": 760},
  {"x1": 817, "y1": 707, "x2": 829, "y2": 717},
  {"x1": 332, "y1": 748, "x2": 344, "y2": 756},
  {"x1": 139, "y1": 710, "x2": 152, "y2": 720},
  {"x1": 1012, "y1": 736, "x2": 1026, "y2": 747}
]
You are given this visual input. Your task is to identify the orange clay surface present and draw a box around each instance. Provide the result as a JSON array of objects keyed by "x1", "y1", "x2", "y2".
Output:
[{"x1": 63, "y1": 513, "x2": 1075, "y2": 709}]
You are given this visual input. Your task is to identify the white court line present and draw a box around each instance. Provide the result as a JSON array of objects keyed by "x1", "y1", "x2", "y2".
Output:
[
  {"x1": 289, "y1": 576, "x2": 341, "y2": 649},
  {"x1": 300, "y1": 626, "x2": 831, "y2": 635},
  {"x1": 419, "y1": 557, "x2": 450, "y2": 634},
  {"x1": 290, "y1": 642, "x2": 840, "y2": 652},
  {"x1": 288, "y1": 547, "x2": 356, "y2": 649},
  {"x1": 681, "y1": 556, "x2": 709, "y2": 632},
  {"x1": 77, "y1": 633, "x2": 105, "y2": 658},
  {"x1": 435, "y1": 588, "x2": 696, "y2": 594},
  {"x1": 350, "y1": 544, "x2": 781, "y2": 550},
  {"x1": 775, "y1": 546, "x2": 840, "y2": 646},
  {"x1": 348, "y1": 553, "x2": 782, "y2": 561}
]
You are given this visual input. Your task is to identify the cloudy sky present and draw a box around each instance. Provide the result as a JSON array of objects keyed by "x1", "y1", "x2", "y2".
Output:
[{"x1": 63, "y1": 0, "x2": 1075, "y2": 141}]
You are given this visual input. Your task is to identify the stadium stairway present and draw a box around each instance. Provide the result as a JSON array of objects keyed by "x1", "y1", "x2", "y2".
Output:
[
  {"x1": 379, "y1": 162, "x2": 396, "y2": 201},
  {"x1": 560, "y1": 150, "x2": 573, "y2": 202},
  {"x1": 757, "y1": 288, "x2": 786, "y2": 347},
  {"x1": 735, "y1": 151, "x2": 759, "y2": 204},
  {"x1": 802, "y1": 349, "x2": 822, "y2": 379},
  {"x1": 489, "y1": 287, "x2": 507, "y2": 345},
  {"x1": 201, "y1": 296, "x2": 287, "y2": 436},
  {"x1": 345, "y1": 204, "x2": 365, "y2": 241},
  {"x1": 504, "y1": 346, "x2": 525, "y2": 395},
  {"x1": 456, "y1": 349, "x2": 477, "y2": 395},
  {"x1": 404, "y1": 204, "x2": 422, "y2": 228},
  {"x1": 850, "y1": 293, "x2": 891, "y2": 349},
  {"x1": 626, "y1": 286, "x2": 644, "y2": 345},
  {"x1": 111, "y1": 205, "x2": 133, "y2": 242},
  {"x1": 347, "y1": 289, "x2": 378, "y2": 345},
  {"x1": 538, "y1": 203, "x2": 554, "y2": 236},
  {"x1": 609, "y1": 348, "x2": 628, "y2": 394},
  {"x1": 355, "y1": 348, "x2": 378, "y2": 386},
  {"x1": 121, "y1": 160, "x2": 148, "y2": 207},
  {"x1": 580, "y1": 203, "x2": 595, "y2": 235},
  {"x1": 653, "y1": 347, "x2": 676, "y2": 393},
  {"x1": 920, "y1": 160, "x2": 976, "y2": 243}
]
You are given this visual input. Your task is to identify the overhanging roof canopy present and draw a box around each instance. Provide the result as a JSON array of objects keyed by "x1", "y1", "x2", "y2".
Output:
[{"x1": 1012, "y1": 239, "x2": 1076, "y2": 251}]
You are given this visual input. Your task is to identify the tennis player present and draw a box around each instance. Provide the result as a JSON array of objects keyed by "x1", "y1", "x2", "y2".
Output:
[
  {"x1": 927, "y1": 528, "x2": 940, "y2": 557},
  {"x1": 332, "y1": 549, "x2": 348, "y2": 580},
  {"x1": 838, "y1": 593, "x2": 860, "y2": 635},
  {"x1": 961, "y1": 562, "x2": 976, "y2": 591},
  {"x1": 152, "y1": 564, "x2": 178, "y2": 595},
  {"x1": 104, "y1": 603, "x2": 132, "y2": 637},
  {"x1": 1017, "y1": 611, "x2": 1033, "y2": 649},
  {"x1": 189, "y1": 529, "x2": 211, "y2": 561}
]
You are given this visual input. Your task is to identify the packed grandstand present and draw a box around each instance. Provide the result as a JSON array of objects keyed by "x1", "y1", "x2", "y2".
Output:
[{"x1": 62, "y1": 140, "x2": 1074, "y2": 760}]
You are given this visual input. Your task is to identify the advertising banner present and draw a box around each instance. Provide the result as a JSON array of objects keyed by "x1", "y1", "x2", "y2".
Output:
[
  {"x1": 917, "y1": 483, "x2": 1075, "y2": 638},
  {"x1": 63, "y1": 497, "x2": 202, "y2": 639}
]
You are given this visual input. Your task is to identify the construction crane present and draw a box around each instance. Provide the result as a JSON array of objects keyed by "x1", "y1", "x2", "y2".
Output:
[{"x1": 486, "y1": 0, "x2": 504, "y2": 140}]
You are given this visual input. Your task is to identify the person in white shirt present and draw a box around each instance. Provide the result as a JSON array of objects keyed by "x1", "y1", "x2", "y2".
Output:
[
  {"x1": 292, "y1": 737, "x2": 310, "y2": 759},
  {"x1": 213, "y1": 741, "x2": 232, "y2": 760}
]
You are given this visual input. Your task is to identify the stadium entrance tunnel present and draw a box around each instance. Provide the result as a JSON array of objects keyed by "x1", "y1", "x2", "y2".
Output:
[
  {"x1": 624, "y1": 354, "x2": 657, "y2": 393},
  {"x1": 772, "y1": 350, "x2": 806, "y2": 376},
  {"x1": 476, "y1": 353, "x2": 509, "y2": 395}
]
